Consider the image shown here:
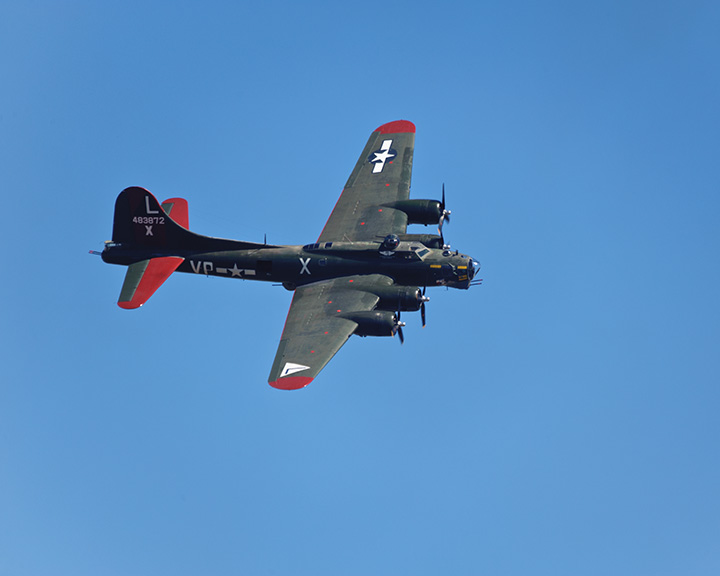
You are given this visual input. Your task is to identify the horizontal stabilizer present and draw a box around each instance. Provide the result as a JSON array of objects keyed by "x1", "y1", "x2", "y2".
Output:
[
  {"x1": 161, "y1": 197, "x2": 189, "y2": 229},
  {"x1": 118, "y1": 256, "x2": 184, "y2": 309}
]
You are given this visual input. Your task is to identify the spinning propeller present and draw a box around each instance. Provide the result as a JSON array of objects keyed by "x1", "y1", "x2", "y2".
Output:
[
  {"x1": 393, "y1": 288, "x2": 430, "y2": 345},
  {"x1": 392, "y1": 311, "x2": 406, "y2": 344},
  {"x1": 438, "y1": 183, "x2": 451, "y2": 243},
  {"x1": 420, "y1": 287, "x2": 429, "y2": 328}
]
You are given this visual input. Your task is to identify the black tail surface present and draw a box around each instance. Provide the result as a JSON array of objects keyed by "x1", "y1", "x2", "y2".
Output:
[
  {"x1": 112, "y1": 187, "x2": 193, "y2": 249},
  {"x1": 111, "y1": 186, "x2": 270, "y2": 253}
]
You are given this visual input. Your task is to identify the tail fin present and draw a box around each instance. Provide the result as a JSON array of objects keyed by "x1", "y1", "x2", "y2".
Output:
[
  {"x1": 108, "y1": 186, "x2": 270, "y2": 308},
  {"x1": 112, "y1": 188, "x2": 189, "y2": 308},
  {"x1": 111, "y1": 186, "x2": 271, "y2": 254},
  {"x1": 112, "y1": 187, "x2": 193, "y2": 249}
]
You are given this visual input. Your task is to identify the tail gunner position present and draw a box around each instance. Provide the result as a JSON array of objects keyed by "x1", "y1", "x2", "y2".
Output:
[{"x1": 97, "y1": 121, "x2": 481, "y2": 389}]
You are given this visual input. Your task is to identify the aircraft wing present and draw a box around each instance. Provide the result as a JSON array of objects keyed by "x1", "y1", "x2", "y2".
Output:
[
  {"x1": 268, "y1": 275, "x2": 395, "y2": 389},
  {"x1": 317, "y1": 120, "x2": 415, "y2": 243}
]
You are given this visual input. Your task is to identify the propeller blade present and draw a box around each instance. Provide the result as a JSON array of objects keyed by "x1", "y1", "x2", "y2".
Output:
[
  {"x1": 438, "y1": 183, "x2": 451, "y2": 237},
  {"x1": 393, "y1": 311, "x2": 406, "y2": 344},
  {"x1": 419, "y1": 287, "x2": 429, "y2": 328}
]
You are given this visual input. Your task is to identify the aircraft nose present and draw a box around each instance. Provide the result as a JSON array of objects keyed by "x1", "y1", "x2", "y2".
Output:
[{"x1": 468, "y1": 258, "x2": 479, "y2": 280}]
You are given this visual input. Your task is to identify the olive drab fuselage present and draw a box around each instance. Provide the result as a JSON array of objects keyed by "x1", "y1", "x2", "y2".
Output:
[{"x1": 106, "y1": 241, "x2": 477, "y2": 291}]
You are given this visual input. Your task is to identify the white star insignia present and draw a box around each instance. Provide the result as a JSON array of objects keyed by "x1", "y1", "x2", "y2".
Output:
[{"x1": 370, "y1": 139, "x2": 396, "y2": 173}]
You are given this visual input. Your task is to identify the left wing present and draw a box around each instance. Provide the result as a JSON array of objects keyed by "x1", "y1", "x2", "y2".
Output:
[
  {"x1": 269, "y1": 275, "x2": 393, "y2": 389},
  {"x1": 317, "y1": 120, "x2": 415, "y2": 243}
]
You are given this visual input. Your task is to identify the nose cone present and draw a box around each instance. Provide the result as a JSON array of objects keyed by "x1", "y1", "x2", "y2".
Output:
[
  {"x1": 433, "y1": 252, "x2": 481, "y2": 289},
  {"x1": 455, "y1": 256, "x2": 480, "y2": 289},
  {"x1": 469, "y1": 258, "x2": 480, "y2": 280}
]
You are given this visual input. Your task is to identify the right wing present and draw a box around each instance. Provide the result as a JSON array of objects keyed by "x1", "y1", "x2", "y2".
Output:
[{"x1": 268, "y1": 275, "x2": 397, "y2": 389}]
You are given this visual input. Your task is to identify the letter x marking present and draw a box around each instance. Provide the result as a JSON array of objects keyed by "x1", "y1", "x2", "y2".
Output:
[
  {"x1": 145, "y1": 225, "x2": 153, "y2": 236},
  {"x1": 299, "y1": 257, "x2": 311, "y2": 275}
]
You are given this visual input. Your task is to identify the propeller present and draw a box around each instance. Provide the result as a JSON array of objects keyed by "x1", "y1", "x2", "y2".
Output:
[
  {"x1": 393, "y1": 310, "x2": 406, "y2": 344},
  {"x1": 420, "y1": 286, "x2": 429, "y2": 328},
  {"x1": 438, "y1": 183, "x2": 451, "y2": 240}
]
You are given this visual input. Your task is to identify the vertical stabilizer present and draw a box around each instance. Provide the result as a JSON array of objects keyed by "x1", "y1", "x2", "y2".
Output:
[{"x1": 112, "y1": 187, "x2": 192, "y2": 248}]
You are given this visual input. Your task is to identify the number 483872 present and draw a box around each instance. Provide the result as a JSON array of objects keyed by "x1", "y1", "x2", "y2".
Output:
[{"x1": 133, "y1": 216, "x2": 165, "y2": 225}]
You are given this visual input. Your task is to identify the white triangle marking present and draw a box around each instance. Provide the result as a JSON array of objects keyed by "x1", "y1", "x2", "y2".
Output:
[{"x1": 281, "y1": 362, "x2": 311, "y2": 377}]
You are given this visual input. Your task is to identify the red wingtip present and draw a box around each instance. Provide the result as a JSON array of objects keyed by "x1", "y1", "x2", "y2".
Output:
[
  {"x1": 269, "y1": 376, "x2": 314, "y2": 390},
  {"x1": 375, "y1": 120, "x2": 415, "y2": 134}
]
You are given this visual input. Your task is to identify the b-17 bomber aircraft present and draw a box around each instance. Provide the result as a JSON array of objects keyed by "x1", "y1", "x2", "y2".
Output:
[{"x1": 98, "y1": 120, "x2": 481, "y2": 389}]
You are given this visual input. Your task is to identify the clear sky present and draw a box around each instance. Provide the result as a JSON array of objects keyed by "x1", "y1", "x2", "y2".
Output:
[{"x1": 2, "y1": 1, "x2": 720, "y2": 574}]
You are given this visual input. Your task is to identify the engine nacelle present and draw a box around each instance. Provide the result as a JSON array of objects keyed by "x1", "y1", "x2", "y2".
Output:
[
  {"x1": 371, "y1": 285, "x2": 424, "y2": 312},
  {"x1": 383, "y1": 199, "x2": 443, "y2": 225},
  {"x1": 341, "y1": 310, "x2": 399, "y2": 337},
  {"x1": 397, "y1": 233, "x2": 444, "y2": 249}
]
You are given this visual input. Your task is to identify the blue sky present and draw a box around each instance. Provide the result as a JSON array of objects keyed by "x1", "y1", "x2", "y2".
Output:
[{"x1": 2, "y1": 1, "x2": 720, "y2": 574}]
